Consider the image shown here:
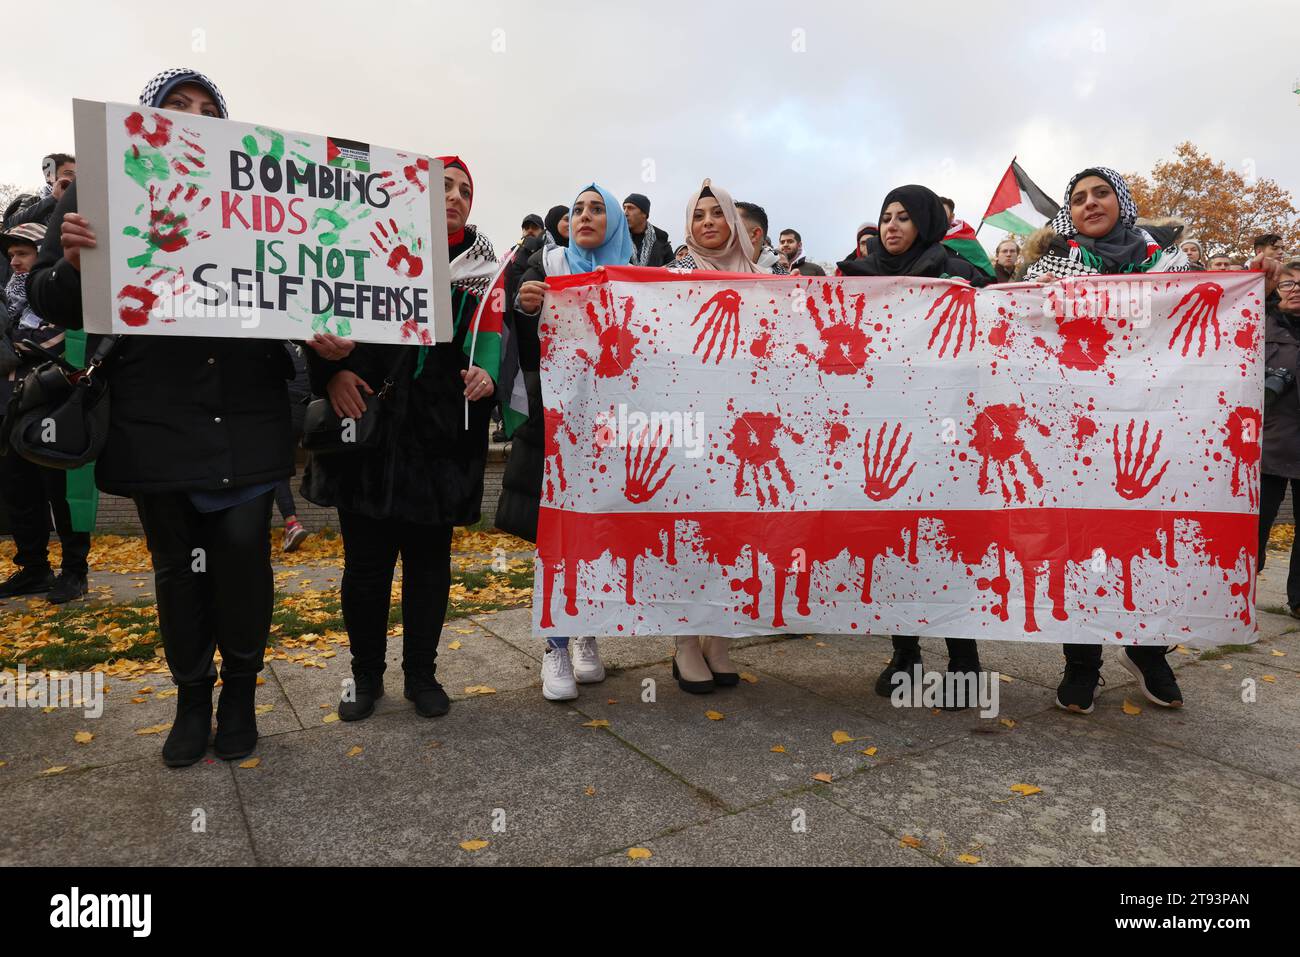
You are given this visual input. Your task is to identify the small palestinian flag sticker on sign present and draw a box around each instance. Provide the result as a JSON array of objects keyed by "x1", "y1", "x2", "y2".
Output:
[{"x1": 326, "y1": 137, "x2": 370, "y2": 172}]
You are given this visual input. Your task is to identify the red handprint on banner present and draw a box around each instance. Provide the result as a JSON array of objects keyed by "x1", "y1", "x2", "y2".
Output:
[
  {"x1": 797, "y1": 283, "x2": 871, "y2": 374},
  {"x1": 1112, "y1": 419, "x2": 1169, "y2": 500},
  {"x1": 727, "y1": 411, "x2": 805, "y2": 506},
  {"x1": 369, "y1": 218, "x2": 425, "y2": 278},
  {"x1": 1167, "y1": 282, "x2": 1224, "y2": 358},
  {"x1": 575, "y1": 288, "x2": 639, "y2": 378},
  {"x1": 544, "y1": 407, "x2": 578, "y2": 503},
  {"x1": 624, "y1": 425, "x2": 676, "y2": 504},
  {"x1": 968, "y1": 403, "x2": 1050, "y2": 504},
  {"x1": 924, "y1": 284, "x2": 977, "y2": 358},
  {"x1": 863, "y1": 422, "x2": 916, "y2": 501},
  {"x1": 691, "y1": 289, "x2": 742, "y2": 364}
]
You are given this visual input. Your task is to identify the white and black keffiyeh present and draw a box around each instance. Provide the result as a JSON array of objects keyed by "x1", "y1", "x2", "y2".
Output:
[
  {"x1": 632, "y1": 222, "x2": 658, "y2": 267},
  {"x1": 138, "y1": 67, "x2": 229, "y2": 118},
  {"x1": 451, "y1": 227, "x2": 498, "y2": 300},
  {"x1": 1048, "y1": 165, "x2": 1139, "y2": 239},
  {"x1": 667, "y1": 251, "x2": 790, "y2": 276}
]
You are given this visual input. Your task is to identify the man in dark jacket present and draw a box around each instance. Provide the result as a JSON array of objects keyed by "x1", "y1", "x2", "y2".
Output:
[
  {"x1": 623, "y1": 193, "x2": 673, "y2": 267},
  {"x1": 6, "y1": 155, "x2": 76, "y2": 233},
  {"x1": 1258, "y1": 260, "x2": 1300, "y2": 615},
  {"x1": 778, "y1": 228, "x2": 826, "y2": 276}
]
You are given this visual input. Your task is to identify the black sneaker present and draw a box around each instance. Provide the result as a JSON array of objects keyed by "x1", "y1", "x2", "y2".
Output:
[
  {"x1": 47, "y1": 572, "x2": 88, "y2": 604},
  {"x1": 0, "y1": 565, "x2": 56, "y2": 598},
  {"x1": 942, "y1": 656, "x2": 983, "y2": 711},
  {"x1": 1056, "y1": 663, "x2": 1104, "y2": 714},
  {"x1": 1118, "y1": 646, "x2": 1184, "y2": 708},
  {"x1": 875, "y1": 648, "x2": 923, "y2": 697},
  {"x1": 405, "y1": 673, "x2": 450, "y2": 717},
  {"x1": 338, "y1": 673, "x2": 385, "y2": 721}
]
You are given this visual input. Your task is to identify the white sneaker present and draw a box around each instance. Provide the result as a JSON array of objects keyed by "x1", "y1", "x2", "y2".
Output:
[
  {"x1": 570, "y1": 636, "x2": 606, "y2": 684},
  {"x1": 541, "y1": 646, "x2": 579, "y2": 701}
]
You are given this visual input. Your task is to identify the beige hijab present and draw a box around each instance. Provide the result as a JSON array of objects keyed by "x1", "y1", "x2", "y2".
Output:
[{"x1": 683, "y1": 178, "x2": 760, "y2": 273}]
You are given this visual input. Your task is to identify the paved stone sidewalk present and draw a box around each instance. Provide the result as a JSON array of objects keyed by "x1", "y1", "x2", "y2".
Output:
[{"x1": 2, "y1": 564, "x2": 1298, "y2": 866}]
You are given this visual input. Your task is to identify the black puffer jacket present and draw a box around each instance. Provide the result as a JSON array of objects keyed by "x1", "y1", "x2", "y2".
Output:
[
  {"x1": 301, "y1": 232, "x2": 493, "y2": 526},
  {"x1": 26, "y1": 181, "x2": 295, "y2": 496},
  {"x1": 1264, "y1": 305, "x2": 1300, "y2": 480}
]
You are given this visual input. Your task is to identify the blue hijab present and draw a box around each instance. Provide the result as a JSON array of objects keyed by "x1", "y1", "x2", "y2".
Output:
[{"x1": 562, "y1": 183, "x2": 634, "y2": 274}]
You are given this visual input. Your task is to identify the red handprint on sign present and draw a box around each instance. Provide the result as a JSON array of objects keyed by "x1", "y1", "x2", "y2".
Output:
[
  {"x1": 691, "y1": 289, "x2": 742, "y2": 364},
  {"x1": 726, "y1": 411, "x2": 805, "y2": 506},
  {"x1": 1167, "y1": 282, "x2": 1224, "y2": 358},
  {"x1": 797, "y1": 282, "x2": 871, "y2": 374},
  {"x1": 624, "y1": 425, "x2": 676, "y2": 504},
  {"x1": 924, "y1": 283, "x2": 977, "y2": 358},
  {"x1": 1223, "y1": 405, "x2": 1261, "y2": 509},
  {"x1": 863, "y1": 422, "x2": 916, "y2": 501},
  {"x1": 1112, "y1": 419, "x2": 1169, "y2": 500},
  {"x1": 544, "y1": 407, "x2": 578, "y2": 503},
  {"x1": 968, "y1": 403, "x2": 1050, "y2": 504},
  {"x1": 370, "y1": 218, "x2": 425, "y2": 278},
  {"x1": 575, "y1": 288, "x2": 639, "y2": 378}
]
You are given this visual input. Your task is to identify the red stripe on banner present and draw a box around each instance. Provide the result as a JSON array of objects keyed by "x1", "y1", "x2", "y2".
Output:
[
  {"x1": 545, "y1": 265, "x2": 808, "y2": 291},
  {"x1": 534, "y1": 507, "x2": 1256, "y2": 635}
]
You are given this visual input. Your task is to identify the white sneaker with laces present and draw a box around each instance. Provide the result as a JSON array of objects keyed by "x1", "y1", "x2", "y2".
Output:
[
  {"x1": 570, "y1": 636, "x2": 606, "y2": 684},
  {"x1": 541, "y1": 646, "x2": 579, "y2": 701}
]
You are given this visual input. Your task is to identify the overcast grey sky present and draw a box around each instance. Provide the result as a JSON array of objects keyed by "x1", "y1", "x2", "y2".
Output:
[{"x1": 2, "y1": 0, "x2": 1296, "y2": 262}]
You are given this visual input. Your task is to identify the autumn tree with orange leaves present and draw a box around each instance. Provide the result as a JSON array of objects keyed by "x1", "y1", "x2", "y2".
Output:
[{"x1": 1126, "y1": 142, "x2": 1298, "y2": 262}]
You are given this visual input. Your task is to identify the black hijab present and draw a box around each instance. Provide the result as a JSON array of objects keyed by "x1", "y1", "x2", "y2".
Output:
[
  {"x1": 838, "y1": 185, "x2": 949, "y2": 277},
  {"x1": 544, "y1": 204, "x2": 569, "y2": 247}
]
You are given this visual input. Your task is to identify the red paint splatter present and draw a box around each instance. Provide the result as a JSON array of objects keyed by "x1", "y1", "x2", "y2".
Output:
[
  {"x1": 968, "y1": 404, "x2": 1050, "y2": 504},
  {"x1": 862, "y1": 422, "x2": 915, "y2": 501},
  {"x1": 924, "y1": 284, "x2": 977, "y2": 357},
  {"x1": 624, "y1": 425, "x2": 675, "y2": 504},
  {"x1": 1112, "y1": 419, "x2": 1169, "y2": 500},
  {"x1": 575, "y1": 288, "x2": 639, "y2": 378},
  {"x1": 124, "y1": 111, "x2": 173, "y2": 148},
  {"x1": 796, "y1": 282, "x2": 871, "y2": 374},
  {"x1": 1072, "y1": 415, "x2": 1097, "y2": 450},
  {"x1": 1168, "y1": 282, "x2": 1224, "y2": 357},
  {"x1": 116, "y1": 284, "x2": 159, "y2": 326},
  {"x1": 726, "y1": 412, "x2": 805, "y2": 506},
  {"x1": 1223, "y1": 406, "x2": 1261, "y2": 508},
  {"x1": 691, "y1": 289, "x2": 741, "y2": 363}
]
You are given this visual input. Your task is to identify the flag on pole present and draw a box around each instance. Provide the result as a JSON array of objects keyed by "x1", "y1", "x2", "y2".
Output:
[
  {"x1": 466, "y1": 246, "x2": 530, "y2": 435},
  {"x1": 941, "y1": 219, "x2": 994, "y2": 277},
  {"x1": 981, "y1": 159, "x2": 1059, "y2": 235}
]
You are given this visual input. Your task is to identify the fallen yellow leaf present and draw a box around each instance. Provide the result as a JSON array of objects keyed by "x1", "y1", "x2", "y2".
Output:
[
  {"x1": 900, "y1": 835, "x2": 923, "y2": 848},
  {"x1": 770, "y1": 744, "x2": 787, "y2": 753},
  {"x1": 831, "y1": 730, "x2": 856, "y2": 745},
  {"x1": 584, "y1": 786, "x2": 596, "y2": 797},
  {"x1": 346, "y1": 746, "x2": 364, "y2": 758},
  {"x1": 0, "y1": 760, "x2": 7, "y2": 768},
  {"x1": 998, "y1": 674, "x2": 1013, "y2": 683},
  {"x1": 627, "y1": 847, "x2": 652, "y2": 860},
  {"x1": 41, "y1": 766, "x2": 69, "y2": 775},
  {"x1": 999, "y1": 718, "x2": 1016, "y2": 729},
  {"x1": 41, "y1": 706, "x2": 55, "y2": 713},
  {"x1": 812, "y1": 772, "x2": 833, "y2": 783},
  {"x1": 581, "y1": 719, "x2": 610, "y2": 729},
  {"x1": 239, "y1": 758, "x2": 260, "y2": 769},
  {"x1": 705, "y1": 710, "x2": 725, "y2": 721},
  {"x1": 1009, "y1": 783, "x2": 1042, "y2": 797},
  {"x1": 1271, "y1": 649, "x2": 1286, "y2": 657},
  {"x1": 254, "y1": 703, "x2": 274, "y2": 714},
  {"x1": 1122, "y1": 699, "x2": 1142, "y2": 716},
  {"x1": 739, "y1": 672, "x2": 758, "y2": 684},
  {"x1": 957, "y1": 853, "x2": 981, "y2": 864},
  {"x1": 464, "y1": 685, "x2": 497, "y2": 696},
  {"x1": 134, "y1": 722, "x2": 172, "y2": 735},
  {"x1": 323, "y1": 712, "x2": 339, "y2": 723},
  {"x1": 448, "y1": 641, "x2": 463, "y2": 651},
  {"x1": 1221, "y1": 663, "x2": 1233, "y2": 670},
  {"x1": 861, "y1": 746, "x2": 878, "y2": 756},
  {"x1": 74, "y1": 731, "x2": 94, "y2": 744},
  {"x1": 1262, "y1": 675, "x2": 1277, "y2": 683},
  {"x1": 606, "y1": 698, "x2": 617, "y2": 705},
  {"x1": 460, "y1": 839, "x2": 489, "y2": 852}
]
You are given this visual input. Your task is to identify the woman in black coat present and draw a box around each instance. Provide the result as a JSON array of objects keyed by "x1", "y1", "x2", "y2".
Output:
[
  {"x1": 837, "y1": 184, "x2": 986, "y2": 706},
  {"x1": 302, "y1": 156, "x2": 498, "y2": 722},
  {"x1": 26, "y1": 68, "x2": 294, "y2": 767}
]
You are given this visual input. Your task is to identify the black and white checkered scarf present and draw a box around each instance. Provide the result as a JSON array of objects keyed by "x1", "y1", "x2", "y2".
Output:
[{"x1": 138, "y1": 68, "x2": 229, "y2": 118}]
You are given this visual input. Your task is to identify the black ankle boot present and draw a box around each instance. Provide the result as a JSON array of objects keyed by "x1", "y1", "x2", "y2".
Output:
[
  {"x1": 162, "y1": 682, "x2": 214, "y2": 767},
  {"x1": 404, "y1": 671, "x2": 450, "y2": 717},
  {"x1": 213, "y1": 675, "x2": 259, "y2": 760},
  {"x1": 339, "y1": 673, "x2": 385, "y2": 721},
  {"x1": 875, "y1": 639, "x2": 922, "y2": 697},
  {"x1": 942, "y1": 655, "x2": 983, "y2": 711}
]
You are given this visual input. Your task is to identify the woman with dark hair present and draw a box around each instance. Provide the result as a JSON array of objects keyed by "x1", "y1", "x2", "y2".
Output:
[
  {"x1": 26, "y1": 68, "x2": 294, "y2": 767},
  {"x1": 544, "y1": 204, "x2": 570, "y2": 248},
  {"x1": 503, "y1": 183, "x2": 633, "y2": 701},
  {"x1": 838, "y1": 184, "x2": 986, "y2": 706},
  {"x1": 303, "y1": 156, "x2": 498, "y2": 723}
]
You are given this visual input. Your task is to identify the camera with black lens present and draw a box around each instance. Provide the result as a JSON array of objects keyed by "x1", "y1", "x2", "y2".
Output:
[{"x1": 1265, "y1": 366, "x2": 1296, "y2": 409}]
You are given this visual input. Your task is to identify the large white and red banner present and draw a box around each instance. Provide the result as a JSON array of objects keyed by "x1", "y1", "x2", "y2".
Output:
[{"x1": 533, "y1": 267, "x2": 1264, "y2": 646}]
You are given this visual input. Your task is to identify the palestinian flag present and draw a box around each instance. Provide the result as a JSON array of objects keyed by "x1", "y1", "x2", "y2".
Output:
[
  {"x1": 942, "y1": 219, "x2": 994, "y2": 277},
  {"x1": 466, "y1": 247, "x2": 529, "y2": 435},
  {"x1": 982, "y1": 159, "x2": 1059, "y2": 235}
]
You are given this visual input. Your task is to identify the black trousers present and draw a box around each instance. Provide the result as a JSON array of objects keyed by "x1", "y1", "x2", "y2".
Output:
[
  {"x1": 133, "y1": 491, "x2": 274, "y2": 686},
  {"x1": 337, "y1": 509, "x2": 454, "y2": 679},
  {"x1": 274, "y1": 478, "x2": 297, "y2": 522},
  {"x1": 1259, "y1": 473, "x2": 1300, "y2": 609},
  {"x1": 0, "y1": 450, "x2": 91, "y2": 576},
  {"x1": 1063, "y1": 643, "x2": 1168, "y2": 667},
  {"x1": 892, "y1": 634, "x2": 979, "y2": 663}
]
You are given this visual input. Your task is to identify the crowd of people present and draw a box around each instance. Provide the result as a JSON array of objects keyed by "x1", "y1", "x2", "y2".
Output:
[{"x1": 0, "y1": 65, "x2": 1293, "y2": 768}]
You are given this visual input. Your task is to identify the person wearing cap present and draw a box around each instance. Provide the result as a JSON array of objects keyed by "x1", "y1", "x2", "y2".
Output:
[
  {"x1": 520, "y1": 213, "x2": 545, "y2": 243},
  {"x1": 27, "y1": 68, "x2": 298, "y2": 769},
  {"x1": 622, "y1": 192, "x2": 674, "y2": 268},
  {"x1": 0, "y1": 221, "x2": 93, "y2": 606}
]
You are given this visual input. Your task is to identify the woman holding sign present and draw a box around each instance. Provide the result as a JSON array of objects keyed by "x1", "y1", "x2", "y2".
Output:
[
  {"x1": 302, "y1": 156, "x2": 499, "y2": 723},
  {"x1": 838, "y1": 184, "x2": 987, "y2": 708},
  {"x1": 27, "y1": 68, "x2": 294, "y2": 767}
]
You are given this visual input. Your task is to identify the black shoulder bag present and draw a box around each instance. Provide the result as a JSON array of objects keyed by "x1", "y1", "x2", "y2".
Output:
[
  {"x1": 1, "y1": 335, "x2": 117, "y2": 469},
  {"x1": 300, "y1": 348, "x2": 414, "y2": 455}
]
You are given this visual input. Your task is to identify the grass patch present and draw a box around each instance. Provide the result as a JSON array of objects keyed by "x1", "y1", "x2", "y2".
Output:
[
  {"x1": 1, "y1": 599, "x2": 162, "y2": 671},
  {"x1": 1198, "y1": 643, "x2": 1256, "y2": 661}
]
